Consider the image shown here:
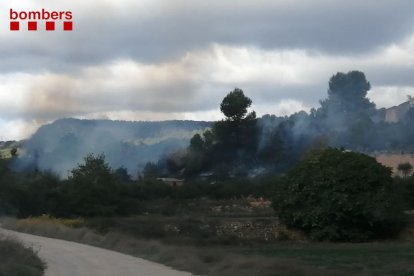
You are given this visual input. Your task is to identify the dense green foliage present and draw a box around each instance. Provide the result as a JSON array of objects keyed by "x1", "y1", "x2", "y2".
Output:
[
  {"x1": 220, "y1": 88, "x2": 253, "y2": 121},
  {"x1": 0, "y1": 153, "x2": 278, "y2": 218},
  {"x1": 272, "y1": 148, "x2": 406, "y2": 241},
  {"x1": 165, "y1": 88, "x2": 259, "y2": 177},
  {"x1": 63, "y1": 154, "x2": 122, "y2": 217},
  {"x1": 394, "y1": 175, "x2": 414, "y2": 209},
  {"x1": 320, "y1": 71, "x2": 374, "y2": 117}
]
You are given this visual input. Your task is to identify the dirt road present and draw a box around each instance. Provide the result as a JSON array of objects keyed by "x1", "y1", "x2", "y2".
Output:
[{"x1": 1, "y1": 228, "x2": 192, "y2": 276}]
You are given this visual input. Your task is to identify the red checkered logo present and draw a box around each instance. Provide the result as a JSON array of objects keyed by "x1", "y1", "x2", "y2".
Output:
[
  {"x1": 63, "y1": 21, "x2": 72, "y2": 31},
  {"x1": 9, "y1": 9, "x2": 73, "y2": 31},
  {"x1": 28, "y1": 21, "x2": 37, "y2": 31},
  {"x1": 10, "y1": 21, "x2": 19, "y2": 31},
  {"x1": 46, "y1": 21, "x2": 55, "y2": 31}
]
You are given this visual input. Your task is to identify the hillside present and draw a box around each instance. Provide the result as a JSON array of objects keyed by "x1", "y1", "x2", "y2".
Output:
[{"x1": 15, "y1": 118, "x2": 212, "y2": 177}]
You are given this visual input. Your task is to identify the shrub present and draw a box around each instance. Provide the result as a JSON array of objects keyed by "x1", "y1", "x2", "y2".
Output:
[
  {"x1": 394, "y1": 175, "x2": 414, "y2": 209},
  {"x1": 0, "y1": 235, "x2": 45, "y2": 276},
  {"x1": 272, "y1": 148, "x2": 406, "y2": 241}
]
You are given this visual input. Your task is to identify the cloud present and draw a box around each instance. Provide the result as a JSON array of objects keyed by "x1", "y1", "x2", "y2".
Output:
[
  {"x1": 0, "y1": 40, "x2": 412, "y2": 123},
  {"x1": 368, "y1": 86, "x2": 414, "y2": 108},
  {"x1": 1, "y1": 1, "x2": 414, "y2": 139},
  {"x1": 0, "y1": 118, "x2": 41, "y2": 141},
  {"x1": 1, "y1": 0, "x2": 414, "y2": 72}
]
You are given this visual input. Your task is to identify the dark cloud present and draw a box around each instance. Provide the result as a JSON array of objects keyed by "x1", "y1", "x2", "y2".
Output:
[
  {"x1": 74, "y1": 0, "x2": 414, "y2": 63},
  {"x1": 368, "y1": 67, "x2": 414, "y2": 87},
  {"x1": 1, "y1": 0, "x2": 414, "y2": 72},
  {"x1": 1, "y1": 0, "x2": 414, "y2": 140}
]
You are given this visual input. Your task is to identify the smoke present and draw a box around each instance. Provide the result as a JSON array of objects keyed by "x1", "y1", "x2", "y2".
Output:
[{"x1": 14, "y1": 118, "x2": 211, "y2": 178}]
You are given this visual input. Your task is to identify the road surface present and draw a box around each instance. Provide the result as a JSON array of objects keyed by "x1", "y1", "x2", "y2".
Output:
[{"x1": 1, "y1": 228, "x2": 193, "y2": 276}]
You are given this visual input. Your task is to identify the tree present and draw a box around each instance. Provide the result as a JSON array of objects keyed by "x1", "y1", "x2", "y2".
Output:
[
  {"x1": 183, "y1": 88, "x2": 258, "y2": 175},
  {"x1": 398, "y1": 162, "x2": 413, "y2": 178},
  {"x1": 319, "y1": 71, "x2": 375, "y2": 126},
  {"x1": 316, "y1": 71, "x2": 377, "y2": 148},
  {"x1": 143, "y1": 162, "x2": 159, "y2": 179},
  {"x1": 203, "y1": 130, "x2": 215, "y2": 151},
  {"x1": 272, "y1": 148, "x2": 405, "y2": 241},
  {"x1": 114, "y1": 167, "x2": 131, "y2": 182},
  {"x1": 324, "y1": 71, "x2": 374, "y2": 113},
  {"x1": 18, "y1": 171, "x2": 61, "y2": 217},
  {"x1": 189, "y1": 134, "x2": 204, "y2": 152},
  {"x1": 214, "y1": 88, "x2": 257, "y2": 152},
  {"x1": 220, "y1": 88, "x2": 253, "y2": 122},
  {"x1": 0, "y1": 158, "x2": 19, "y2": 216},
  {"x1": 65, "y1": 154, "x2": 121, "y2": 217}
]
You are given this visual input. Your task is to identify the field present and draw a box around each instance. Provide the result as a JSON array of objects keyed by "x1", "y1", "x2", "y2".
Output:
[
  {"x1": 244, "y1": 243, "x2": 414, "y2": 275},
  {"x1": 375, "y1": 153, "x2": 414, "y2": 176}
]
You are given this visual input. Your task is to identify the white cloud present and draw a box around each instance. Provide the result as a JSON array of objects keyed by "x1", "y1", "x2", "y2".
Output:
[
  {"x1": 368, "y1": 86, "x2": 414, "y2": 108},
  {"x1": 1, "y1": 38, "x2": 414, "y2": 140},
  {"x1": 1, "y1": 1, "x2": 414, "y2": 139},
  {"x1": 254, "y1": 99, "x2": 311, "y2": 117},
  {"x1": 0, "y1": 118, "x2": 41, "y2": 140}
]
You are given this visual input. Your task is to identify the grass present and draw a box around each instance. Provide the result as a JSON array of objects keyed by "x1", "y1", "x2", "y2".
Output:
[
  {"x1": 0, "y1": 234, "x2": 45, "y2": 276},
  {"x1": 244, "y1": 242, "x2": 414, "y2": 275},
  {"x1": 3, "y1": 216, "x2": 414, "y2": 275},
  {"x1": 18, "y1": 214, "x2": 85, "y2": 228}
]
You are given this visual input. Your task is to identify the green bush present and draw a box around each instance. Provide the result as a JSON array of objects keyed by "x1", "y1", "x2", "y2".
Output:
[
  {"x1": 394, "y1": 175, "x2": 414, "y2": 209},
  {"x1": 272, "y1": 148, "x2": 406, "y2": 241},
  {"x1": 63, "y1": 154, "x2": 123, "y2": 217}
]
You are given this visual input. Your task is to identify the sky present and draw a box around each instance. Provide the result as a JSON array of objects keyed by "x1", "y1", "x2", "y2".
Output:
[{"x1": 1, "y1": 0, "x2": 414, "y2": 140}]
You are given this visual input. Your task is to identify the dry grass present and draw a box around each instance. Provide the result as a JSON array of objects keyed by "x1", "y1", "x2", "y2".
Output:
[
  {"x1": 4, "y1": 215, "x2": 414, "y2": 275},
  {"x1": 0, "y1": 233, "x2": 45, "y2": 276},
  {"x1": 18, "y1": 214, "x2": 85, "y2": 228},
  {"x1": 0, "y1": 216, "x2": 379, "y2": 276}
]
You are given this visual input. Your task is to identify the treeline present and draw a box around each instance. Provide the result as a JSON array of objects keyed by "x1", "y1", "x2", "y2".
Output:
[
  {"x1": 1, "y1": 147, "x2": 414, "y2": 241},
  {"x1": 147, "y1": 71, "x2": 414, "y2": 179},
  {"x1": 0, "y1": 154, "x2": 278, "y2": 218}
]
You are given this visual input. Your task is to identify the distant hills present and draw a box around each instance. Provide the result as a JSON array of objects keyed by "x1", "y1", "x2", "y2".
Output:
[
  {"x1": 15, "y1": 118, "x2": 212, "y2": 178},
  {"x1": 4, "y1": 98, "x2": 414, "y2": 178}
]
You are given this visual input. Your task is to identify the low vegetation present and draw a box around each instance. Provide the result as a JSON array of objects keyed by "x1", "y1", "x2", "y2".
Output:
[
  {"x1": 2, "y1": 216, "x2": 414, "y2": 276},
  {"x1": 395, "y1": 175, "x2": 414, "y2": 210},
  {"x1": 0, "y1": 234, "x2": 45, "y2": 276},
  {"x1": 273, "y1": 148, "x2": 406, "y2": 241},
  {"x1": 0, "y1": 148, "x2": 412, "y2": 242}
]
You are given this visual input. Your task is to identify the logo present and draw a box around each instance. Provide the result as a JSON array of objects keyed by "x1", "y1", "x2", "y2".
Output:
[{"x1": 9, "y1": 8, "x2": 73, "y2": 31}]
